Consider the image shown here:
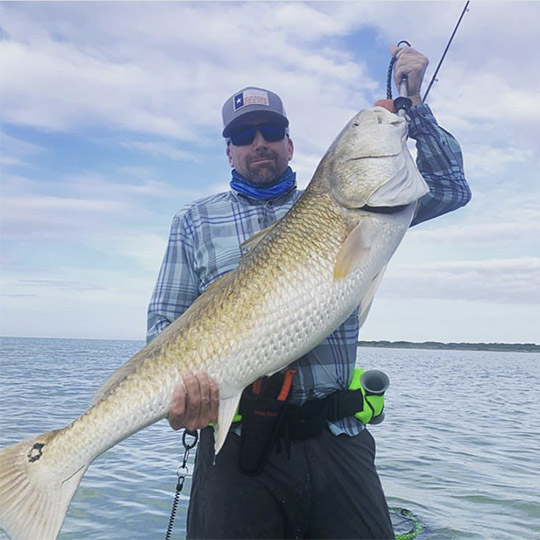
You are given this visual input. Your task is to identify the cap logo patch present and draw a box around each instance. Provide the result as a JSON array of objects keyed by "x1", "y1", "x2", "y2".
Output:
[{"x1": 233, "y1": 89, "x2": 269, "y2": 111}]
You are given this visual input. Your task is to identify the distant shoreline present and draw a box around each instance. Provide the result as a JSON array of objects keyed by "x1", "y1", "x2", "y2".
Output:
[
  {"x1": 357, "y1": 340, "x2": 539, "y2": 353},
  {"x1": 1, "y1": 335, "x2": 539, "y2": 353}
]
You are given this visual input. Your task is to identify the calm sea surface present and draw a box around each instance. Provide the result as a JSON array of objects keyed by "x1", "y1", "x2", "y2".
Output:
[{"x1": 0, "y1": 337, "x2": 538, "y2": 540}]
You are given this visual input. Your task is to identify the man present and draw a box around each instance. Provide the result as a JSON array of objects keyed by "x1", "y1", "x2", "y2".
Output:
[{"x1": 148, "y1": 46, "x2": 471, "y2": 539}]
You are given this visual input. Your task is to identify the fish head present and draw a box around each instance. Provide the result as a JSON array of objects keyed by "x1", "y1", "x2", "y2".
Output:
[{"x1": 320, "y1": 106, "x2": 429, "y2": 209}]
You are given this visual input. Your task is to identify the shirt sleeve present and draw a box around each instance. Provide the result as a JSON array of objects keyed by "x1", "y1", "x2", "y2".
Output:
[
  {"x1": 146, "y1": 210, "x2": 200, "y2": 343},
  {"x1": 408, "y1": 103, "x2": 471, "y2": 226}
]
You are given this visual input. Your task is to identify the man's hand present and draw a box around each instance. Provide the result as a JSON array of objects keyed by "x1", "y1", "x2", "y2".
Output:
[
  {"x1": 168, "y1": 370, "x2": 219, "y2": 431},
  {"x1": 391, "y1": 45, "x2": 429, "y2": 105}
]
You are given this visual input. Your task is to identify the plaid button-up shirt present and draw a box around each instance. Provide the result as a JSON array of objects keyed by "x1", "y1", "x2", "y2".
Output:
[{"x1": 147, "y1": 104, "x2": 471, "y2": 435}]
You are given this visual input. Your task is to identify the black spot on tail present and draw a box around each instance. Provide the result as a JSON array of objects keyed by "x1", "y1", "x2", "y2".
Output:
[{"x1": 27, "y1": 442, "x2": 45, "y2": 462}]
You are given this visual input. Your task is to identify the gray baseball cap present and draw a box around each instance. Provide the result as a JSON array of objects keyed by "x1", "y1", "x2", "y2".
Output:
[{"x1": 222, "y1": 86, "x2": 289, "y2": 137}]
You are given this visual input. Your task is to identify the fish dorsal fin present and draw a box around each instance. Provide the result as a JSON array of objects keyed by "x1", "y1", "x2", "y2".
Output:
[
  {"x1": 93, "y1": 268, "x2": 240, "y2": 405},
  {"x1": 200, "y1": 271, "x2": 231, "y2": 296},
  {"x1": 240, "y1": 221, "x2": 280, "y2": 254},
  {"x1": 334, "y1": 220, "x2": 375, "y2": 279},
  {"x1": 94, "y1": 273, "x2": 233, "y2": 405},
  {"x1": 93, "y1": 349, "x2": 149, "y2": 404},
  {"x1": 93, "y1": 269, "x2": 237, "y2": 405},
  {"x1": 214, "y1": 392, "x2": 243, "y2": 453}
]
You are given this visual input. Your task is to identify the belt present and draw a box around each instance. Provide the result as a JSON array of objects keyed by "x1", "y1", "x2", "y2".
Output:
[
  {"x1": 237, "y1": 372, "x2": 367, "y2": 475},
  {"x1": 283, "y1": 388, "x2": 365, "y2": 440}
]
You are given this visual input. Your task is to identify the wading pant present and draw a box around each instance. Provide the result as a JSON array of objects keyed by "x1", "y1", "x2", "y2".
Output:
[{"x1": 186, "y1": 426, "x2": 394, "y2": 539}]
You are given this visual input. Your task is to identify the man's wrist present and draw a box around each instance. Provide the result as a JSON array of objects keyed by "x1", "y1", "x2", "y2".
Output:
[{"x1": 409, "y1": 94, "x2": 422, "y2": 105}]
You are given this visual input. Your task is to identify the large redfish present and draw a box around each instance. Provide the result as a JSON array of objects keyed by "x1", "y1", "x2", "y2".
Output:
[{"x1": 0, "y1": 106, "x2": 428, "y2": 539}]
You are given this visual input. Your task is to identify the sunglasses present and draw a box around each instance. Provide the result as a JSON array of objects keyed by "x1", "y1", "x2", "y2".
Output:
[{"x1": 228, "y1": 123, "x2": 287, "y2": 146}]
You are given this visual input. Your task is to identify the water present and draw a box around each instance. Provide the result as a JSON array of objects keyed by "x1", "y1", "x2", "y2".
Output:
[{"x1": 0, "y1": 337, "x2": 539, "y2": 540}]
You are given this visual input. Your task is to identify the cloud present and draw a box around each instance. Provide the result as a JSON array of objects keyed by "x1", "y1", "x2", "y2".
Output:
[
  {"x1": 1, "y1": 39, "x2": 193, "y2": 138},
  {"x1": 89, "y1": 232, "x2": 168, "y2": 273},
  {"x1": 11, "y1": 279, "x2": 107, "y2": 293},
  {"x1": 463, "y1": 144, "x2": 535, "y2": 179},
  {"x1": 290, "y1": 151, "x2": 323, "y2": 188},
  {"x1": 2, "y1": 2, "x2": 536, "y2": 161},
  {"x1": 0, "y1": 269, "x2": 153, "y2": 339},
  {"x1": 0, "y1": 2, "x2": 375, "y2": 150},
  {"x1": 0, "y1": 131, "x2": 45, "y2": 167},
  {"x1": 432, "y1": 65, "x2": 540, "y2": 150},
  {"x1": 121, "y1": 141, "x2": 201, "y2": 162},
  {"x1": 381, "y1": 257, "x2": 540, "y2": 304},
  {"x1": 0, "y1": 194, "x2": 131, "y2": 243},
  {"x1": 0, "y1": 1, "x2": 537, "y2": 343},
  {"x1": 60, "y1": 174, "x2": 190, "y2": 200},
  {"x1": 2, "y1": 0, "x2": 535, "y2": 196},
  {"x1": 0, "y1": 171, "x2": 146, "y2": 241},
  {"x1": 410, "y1": 211, "x2": 540, "y2": 245}
]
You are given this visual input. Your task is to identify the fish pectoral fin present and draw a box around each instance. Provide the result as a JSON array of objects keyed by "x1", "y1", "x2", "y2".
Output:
[
  {"x1": 333, "y1": 221, "x2": 374, "y2": 279},
  {"x1": 357, "y1": 267, "x2": 387, "y2": 328},
  {"x1": 214, "y1": 392, "x2": 243, "y2": 454}
]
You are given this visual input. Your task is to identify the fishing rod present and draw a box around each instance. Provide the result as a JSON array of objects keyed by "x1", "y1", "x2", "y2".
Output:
[
  {"x1": 387, "y1": 0, "x2": 470, "y2": 115},
  {"x1": 386, "y1": 0, "x2": 470, "y2": 116},
  {"x1": 423, "y1": 0, "x2": 471, "y2": 101}
]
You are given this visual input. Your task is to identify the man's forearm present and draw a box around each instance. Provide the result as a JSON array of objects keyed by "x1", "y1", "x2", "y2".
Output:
[{"x1": 409, "y1": 103, "x2": 471, "y2": 226}]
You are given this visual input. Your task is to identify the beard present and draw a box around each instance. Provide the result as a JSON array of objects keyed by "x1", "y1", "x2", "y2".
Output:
[{"x1": 242, "y1": 152, "x2": 288, "y2": 184}]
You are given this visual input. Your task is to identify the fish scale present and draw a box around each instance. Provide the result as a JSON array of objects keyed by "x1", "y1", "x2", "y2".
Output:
[{"x1": 0, "y1": 106, "x2": 429, "y2": 540}]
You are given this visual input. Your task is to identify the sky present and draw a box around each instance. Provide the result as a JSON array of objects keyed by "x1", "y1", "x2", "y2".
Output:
[{"x1": 1, "y1": 1, "x2": 539, "y2": 344}]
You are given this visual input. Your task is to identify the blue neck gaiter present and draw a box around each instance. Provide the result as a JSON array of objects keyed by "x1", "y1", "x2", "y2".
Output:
[{"x1": 230, "y1": 167, "x2": 297, "y2": 201}]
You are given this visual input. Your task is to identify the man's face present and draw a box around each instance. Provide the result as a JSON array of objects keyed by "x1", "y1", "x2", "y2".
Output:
[{"x1": 226, "y1": 113, "x2": 294, "y2": 185}]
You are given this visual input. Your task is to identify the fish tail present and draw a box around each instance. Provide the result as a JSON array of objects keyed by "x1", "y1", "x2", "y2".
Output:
[{"x1": 0, "y1": 430, "x2": 88, "y2": 540}]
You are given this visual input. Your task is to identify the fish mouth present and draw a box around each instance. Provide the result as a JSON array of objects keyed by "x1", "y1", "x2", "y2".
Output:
[
  {"x1": 347, "y1": 152, "x2": 401, "y2": 161},
  {"x1": 361, "y1": 203, "x2": 410, "y2": 214}
]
